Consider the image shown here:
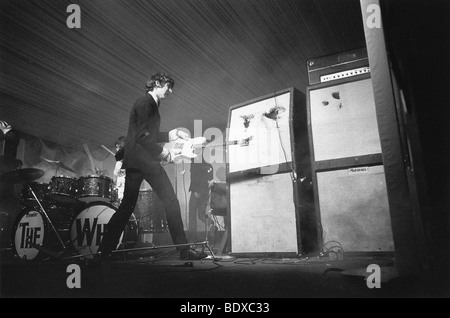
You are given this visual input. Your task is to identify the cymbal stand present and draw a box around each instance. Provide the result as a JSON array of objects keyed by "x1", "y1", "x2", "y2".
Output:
[
  {"x1": 28, "y1": 184, "x2": 66, "y2": 250},
  {"x1": 201, "y1": 207, "x2": 220, "y2": 259}
]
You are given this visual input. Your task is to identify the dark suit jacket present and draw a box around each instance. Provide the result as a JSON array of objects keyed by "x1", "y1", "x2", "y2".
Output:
[
  {"x1": 115, "y1": 147, "x2": 124, "y2": 161},
  {"x1": 189, "y1": 161, "x2": 213, "y2": 195},
  {"x1": 122, "y1": 94, "x2": 169, "y2": 170}
]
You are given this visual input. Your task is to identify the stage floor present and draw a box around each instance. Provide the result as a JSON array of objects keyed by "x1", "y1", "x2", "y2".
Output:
[{"x1": 0, "y1": 244, "x2": 444, "y2": 299}]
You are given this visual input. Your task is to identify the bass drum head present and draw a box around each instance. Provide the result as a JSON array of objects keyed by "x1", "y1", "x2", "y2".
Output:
[
  {"x1": 12, "y1": 208, "x2": 46, "y2": 261},
  {"x1": 70, "y1": 202, "x2": 137, "y2": 258}
]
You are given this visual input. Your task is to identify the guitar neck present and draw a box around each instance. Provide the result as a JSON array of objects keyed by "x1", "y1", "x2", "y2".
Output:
[
  {"x1": 204, "y1": 137, "x2": 251, "y2": 148},
  {"x1": 204, "y1": 140, "x2": 238, "y2": 148}
]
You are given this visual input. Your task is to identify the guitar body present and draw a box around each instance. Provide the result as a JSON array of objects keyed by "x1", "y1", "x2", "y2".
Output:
[
  {"x1": 163, "y1": 137, "x2": 207, "y2": 163},
  {"x1": 161, "y1": 136, "x2": 253, "y2": 165}
]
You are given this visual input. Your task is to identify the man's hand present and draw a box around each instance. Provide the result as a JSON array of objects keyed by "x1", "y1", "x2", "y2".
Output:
[
  {"x1": 158, "y1": 148, "x2": 172, "y2": 164},
  {"x1": 159, "y1": 148, "x2": 182, "y2": 165},
  {"x1": 169, "y1": 128, "x2": 189, "y2": 141}
]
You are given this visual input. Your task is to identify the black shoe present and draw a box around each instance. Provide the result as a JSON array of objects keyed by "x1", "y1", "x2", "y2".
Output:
[{"x1": 180, "y1": 248, "x2": 208, "y2": 260}]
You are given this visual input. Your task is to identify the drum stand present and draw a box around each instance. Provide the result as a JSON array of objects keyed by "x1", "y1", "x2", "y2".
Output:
[
  {"x1": 27, "y1": 184, "x2": 68, "y2": 256},
  {"x1": 117, "y1": 241, "x2": 216, "y2": 257}
]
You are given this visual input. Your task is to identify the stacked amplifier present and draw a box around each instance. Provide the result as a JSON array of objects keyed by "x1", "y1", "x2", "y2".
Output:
[
  {"x1": 225, "y1": 87, "x2": 315, "y2": 257},
  {"x1": 306, "y1": 47, "x2": 394, "y2": 253}
]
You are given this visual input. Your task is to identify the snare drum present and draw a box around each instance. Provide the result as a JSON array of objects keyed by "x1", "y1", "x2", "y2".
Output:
[
  {"x1": 70, "y1": 202, "x2": 137, "y2": 258},
  {"x1": 20, "y1": 182, "x2": 51, "y2": 207},
  {"x1": 48, "y1": 176, "x2": 79, "y2": 204},
  {"x1": 76, "y1": 175, "x2": 113, "y2": 203}
]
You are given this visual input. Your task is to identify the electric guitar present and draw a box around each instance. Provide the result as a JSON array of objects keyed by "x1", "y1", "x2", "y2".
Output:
[{"x1": 162, "y1": 136, "x2": 253, "y2": 164}]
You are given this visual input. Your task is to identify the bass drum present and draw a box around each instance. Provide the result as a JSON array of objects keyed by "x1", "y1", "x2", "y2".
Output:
[
  {"x1": 20, "y1": 182, "x2": 52, "y2": 207},
  {"x1": 70, "y1": 202, "x2": 138, "y2": 258},
  {"x1": 12, "y1": 206, "x2": 73, "y2": 261}
]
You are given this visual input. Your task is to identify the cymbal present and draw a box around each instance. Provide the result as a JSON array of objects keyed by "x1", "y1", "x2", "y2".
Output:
[
  {"x1": 0, "y1": 168, "x2": 44, "y2": 183},
  {"x1": 41, "y1": 157, "x2": 76, "y2": 173},
  {"x1": 55, "y1": 161, "x2": 75, "y2": 173}
]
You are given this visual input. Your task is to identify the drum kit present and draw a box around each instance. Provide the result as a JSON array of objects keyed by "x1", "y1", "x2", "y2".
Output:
[
  {"x1": 1, "y1": 167, "x2": 138, "y2": 261},
  {"x1": 2, "y1": 167, "x2": 218, "y2": 262}
]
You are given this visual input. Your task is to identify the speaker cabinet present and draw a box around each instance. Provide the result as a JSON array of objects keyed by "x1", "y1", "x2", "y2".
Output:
[
  {"x1": 316, "y1": 165, "x2": 394, "y2": 251},
  {"x1": 229, "y1": 173, "x2": 300, "y2": 256},
  {"x1": 308, "y1": 76, "x2": 381, "y2": 161},
  {"x1": 226, "y1": 87, "x2": 314, "y2": 256},
  {"x1": 307, "y1": 74, "x2": 395, "y2": 252},
  {"x1": 226, "y1": 87, "x2": 309, "y2": 178}
]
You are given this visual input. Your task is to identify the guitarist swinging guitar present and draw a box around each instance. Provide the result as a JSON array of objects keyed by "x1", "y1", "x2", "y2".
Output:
[
  {"x1": 99, "y1": 72, "x2": 253, "y2": 261},
  {"x1": 161, "y1": 135, "x2": 254, "y2": 164}
]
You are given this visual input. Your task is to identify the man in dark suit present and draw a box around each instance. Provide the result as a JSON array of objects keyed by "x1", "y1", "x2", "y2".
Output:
[{"x1": 99, "y1": 72, "x2": 206, "y2": 260}]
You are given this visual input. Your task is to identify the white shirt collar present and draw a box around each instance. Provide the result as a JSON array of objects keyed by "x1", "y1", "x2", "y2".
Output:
[{"x1": 148, "y1": 90, "x2": 159, "y2": 106}]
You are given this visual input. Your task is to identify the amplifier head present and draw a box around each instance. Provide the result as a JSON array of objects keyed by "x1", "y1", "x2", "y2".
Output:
[{"x1": 307, "y1": 48, "x2": 369, "y2": 85}]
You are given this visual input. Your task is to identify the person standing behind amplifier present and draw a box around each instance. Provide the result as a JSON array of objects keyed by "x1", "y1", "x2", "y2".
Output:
[
  {"x1": 98, "y1": 72, "x2": 207, "y2": 261},
  {"x1": 188, "y1": 156, "x2": 213, "y2": 239}
]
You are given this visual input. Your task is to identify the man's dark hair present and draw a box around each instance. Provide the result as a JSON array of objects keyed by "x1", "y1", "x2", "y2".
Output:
[
  {"x1": 145, "y1": 72, "x2": 175, "y2": 92},
  {"x1": 115, "y1": 136, "x2": 126, "y2": 149}
]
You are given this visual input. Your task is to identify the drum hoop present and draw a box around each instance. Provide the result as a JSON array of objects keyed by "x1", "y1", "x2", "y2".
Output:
[
  {"x1": 20, "y1": 183, "x2": 50, "y2": 204},
  {"x1": 79, "y1": 175, "x2": 112, "y2": 180},
  {"x1": 23, "y1": 182, "x2": 48, "y2": 186},
  {"x1": 75, "y1": 200, "x2": 118, "y2": 212},
  {"x1": 49, "y1": 193, "x2": 75, "y2": 197},
  {"x1": 12, "y1": 207, "x2": 56, "y2": 230},
  {"x1": 77, "y1": 194, "x2": 111, "y2": 199},
  {"x1": 52, "y1": 175, "x2": 76, "y2": 180},
  {"x1": 12, "y1": 207, "x2": 42, "y2": 224}
]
